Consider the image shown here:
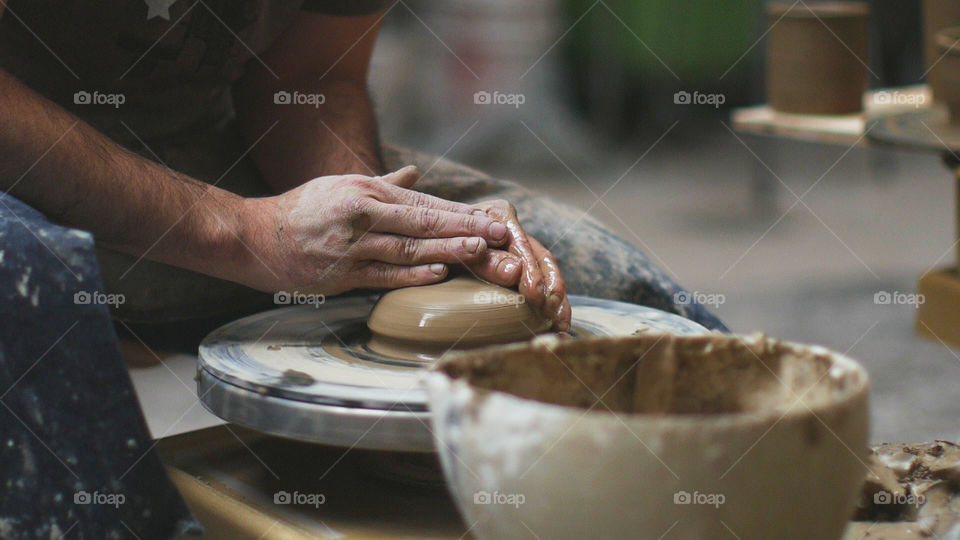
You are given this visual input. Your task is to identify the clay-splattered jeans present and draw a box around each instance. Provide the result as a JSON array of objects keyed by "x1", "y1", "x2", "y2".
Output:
[{"x1": 0, "y1": 194, "x2": 199, "y2": 539}]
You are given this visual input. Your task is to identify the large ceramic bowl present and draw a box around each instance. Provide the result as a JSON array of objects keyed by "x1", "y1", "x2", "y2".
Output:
[{"x1": 424, "y1": 333, "x2": 870, "y2": 539}]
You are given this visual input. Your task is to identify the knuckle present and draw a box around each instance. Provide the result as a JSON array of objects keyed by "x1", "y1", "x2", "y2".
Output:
[
  {"x1": 490, "y1": 250, "x2": 510, "y2": 266},
  {"x1": 399, "y1": 236, "x2": 421, "y2": 261},
  {"x1": 331, "y1": 228, "x2": 353, "y2": 248},
  {"x1": 335, "y1": 175, "x2": 368, "y2": 191},
  {"x1": 460, "y1": 214, "x2": 481, "y2": 233},
  {"x1": 449, "y1": 237, "x2": 471, "y2": 256},
  {"x1": 331, "y1": 177, "x2": 353, "y2": 190},
  {"x1": 374, "y1": 264, "x2": 395, "y2": 283},
  {"x1": 416, "y1": 208, "x2": 441, "y2": 233},
  {"x1": 351, "y1": 176, "x2": 374, "y2": 189},
  {"x1": 344, "y1": 196, "x2": 374, "y2": 218},
  {"x1": 409, "y1": 191, "x2": 429, "y2": 208},
  {"x1": 481, "y1": 199, "x2": 514, "y2": 218},
  {"x1": 367, "y1": 264, "x2": 391, "y2": 283}
]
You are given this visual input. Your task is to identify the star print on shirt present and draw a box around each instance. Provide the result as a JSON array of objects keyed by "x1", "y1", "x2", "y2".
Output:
[{"x1": 144, "y1": 0, "x2": 178, "y2": 20}]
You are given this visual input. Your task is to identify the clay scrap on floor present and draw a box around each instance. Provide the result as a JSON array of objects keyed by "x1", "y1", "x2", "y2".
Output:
[{"x1": 847, "y1": 441, "x2": 960, "y2": 539}]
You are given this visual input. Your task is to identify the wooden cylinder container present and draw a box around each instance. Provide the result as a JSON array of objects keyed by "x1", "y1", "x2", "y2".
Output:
[
  {"x1": 766, "y1": 2, "x2": 869, "y2": 115},
  {"x1": 924, "y1": 0, "x2": 960, "y2": 102}
]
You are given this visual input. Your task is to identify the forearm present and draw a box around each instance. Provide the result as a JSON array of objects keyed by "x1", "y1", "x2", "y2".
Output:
[
  {"x1": 0, "y1": 70, "x2": 250, "y2": 283},
  {"x1": 235, "y1": 77, "x2": 384, "y2": 193}
]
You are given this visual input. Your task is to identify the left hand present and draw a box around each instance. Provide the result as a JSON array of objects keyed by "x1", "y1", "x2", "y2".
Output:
[{"x1": 468, "y1": 199, "x2": 571, "y2": 331}]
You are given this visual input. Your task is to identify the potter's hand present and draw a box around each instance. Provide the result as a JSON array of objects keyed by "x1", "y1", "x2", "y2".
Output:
[
  {"x1": 471, "y1": 200, "x2": 571, "y2": 331},
  {"x1": 238, "y1": 166, "x2": 510, "y2": 294}
]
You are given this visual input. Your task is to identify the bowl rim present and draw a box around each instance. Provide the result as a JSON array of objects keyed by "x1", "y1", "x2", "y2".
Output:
[{"x1": 428, "y1": 333, "x2": 870, "y2": 430}]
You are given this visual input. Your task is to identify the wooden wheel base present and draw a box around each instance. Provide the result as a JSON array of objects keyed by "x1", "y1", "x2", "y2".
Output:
[{"x1": 916, "y1": 267, "x2": 960, "y2": 346}]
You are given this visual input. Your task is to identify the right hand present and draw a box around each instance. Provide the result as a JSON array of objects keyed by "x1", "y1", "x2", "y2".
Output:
[
  {"x1": 470, "y1": 199, "x2": 571, "y2": 331},
  {"x1": 235, "y1": 166, "x2": 522, "y2": 295}
]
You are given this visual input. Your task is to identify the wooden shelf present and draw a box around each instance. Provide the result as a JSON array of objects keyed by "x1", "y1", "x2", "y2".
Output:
[{"x1": 731, "y1": 85, "x2": 931, "y2": 146}]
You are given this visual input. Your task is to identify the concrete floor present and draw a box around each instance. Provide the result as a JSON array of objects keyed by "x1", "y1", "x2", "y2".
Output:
[{"x1": 460, "y1": 124, "x2": 959, "y2": 445}]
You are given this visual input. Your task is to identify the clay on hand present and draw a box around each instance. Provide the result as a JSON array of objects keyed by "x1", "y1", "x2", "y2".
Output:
[
  {"x1": 470, "y1": 199, "x2": 571, "y2": 331},
  {"x1": 239, "y1": 166, "x2": 511, "y2": 295}
]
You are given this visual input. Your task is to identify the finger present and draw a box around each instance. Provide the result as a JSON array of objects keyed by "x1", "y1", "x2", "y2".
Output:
[
  {"x1": 357, "y1": 233, "x2": 488, "y2": 265},
  {"x1": 378, "y1": 165, "x2": 420, "y2": 189},
  {"x1": 354, "y1": 261, "x2": 448, "y2": 289},
  {"x1": 529, "y1": 237, "x2": 567, "y2": 303},
  {"x1": 368, "y1": 202, "x2": 508, "y2": 246},
  {"x1": 466, "y1": 250, "x2": 522, "y2": 288},
  {"x1": 377, "y1": 180, "x2": 478, "y2": 215},
  {"x1": 529, "y1": 236, "x2": 570, "y2": 329},
  {"x1": 554, "y1": 296, "x2": 572, "y2": 332},
  {"x1": 490, "y1": 211, "x2": 546, "y2": 311},
  {"x1": 473, "y1": 200, "x2": 548, "y2": 310}
]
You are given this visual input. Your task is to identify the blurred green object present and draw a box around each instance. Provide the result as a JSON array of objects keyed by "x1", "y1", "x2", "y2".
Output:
[{"x1": 566, "y1": 0, "x2": 763, "y2": 81}]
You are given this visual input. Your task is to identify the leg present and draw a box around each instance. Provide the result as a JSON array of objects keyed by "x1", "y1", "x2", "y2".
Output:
[
  {"x1": 0, "y1": 194, "x2": 199, "y2": 537},
  {"x1": 383, "y1": 144, "x2": 728, "y2": 332}
]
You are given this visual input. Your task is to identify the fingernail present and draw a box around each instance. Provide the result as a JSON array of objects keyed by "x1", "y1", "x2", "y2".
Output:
[
  {"x1": 548, "y1": 294, "x2": 561, "y2": 312},
  {"x1": 462, "y1": 237, "x2": 482, "y2": 253},
  {"x1": 429, "y1": 263, "x2": 445, "y2": 275},
  {"x1": 502, "y1": 262, "x2": 518, "y2": 275},
  {"x1": 489, "y1": 222, "x2": 507, "y2": 241}
]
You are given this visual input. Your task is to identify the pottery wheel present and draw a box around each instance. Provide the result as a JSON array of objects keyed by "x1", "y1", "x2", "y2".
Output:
[
  {"x1": 867, "y1": 105, "x2": 960, "y2": 152},
  {"x1": 197, "y1": 290, "x2": 708, "y2": 452}
]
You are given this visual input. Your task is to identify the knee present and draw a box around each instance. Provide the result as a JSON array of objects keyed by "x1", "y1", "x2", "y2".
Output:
[{"x1": 0, "y1": 195, "x2": 102, "y2": 311}]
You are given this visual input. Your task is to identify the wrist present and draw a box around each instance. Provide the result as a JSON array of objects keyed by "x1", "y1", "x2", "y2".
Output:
[
  {"x1": 186, "y1": 192, "x2": 274, "y2": 291},
  {"x1": 228, "y1": 195, "x2": 283, "y2": 291}
]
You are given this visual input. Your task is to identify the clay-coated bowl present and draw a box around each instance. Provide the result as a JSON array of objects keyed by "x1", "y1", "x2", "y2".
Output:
[{"x1": 424, "y1": 333, "x2": 870, "y2": 539}]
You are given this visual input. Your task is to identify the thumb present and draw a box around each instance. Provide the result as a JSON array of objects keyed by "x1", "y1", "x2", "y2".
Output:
[{"x1": 378, "y1": 165, "x2": 420, "y2": 189}]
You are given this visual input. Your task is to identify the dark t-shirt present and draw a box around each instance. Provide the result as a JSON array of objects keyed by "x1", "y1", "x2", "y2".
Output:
[{"x1": 0, "y1": 0, "x2": 389, "y2": 148}]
